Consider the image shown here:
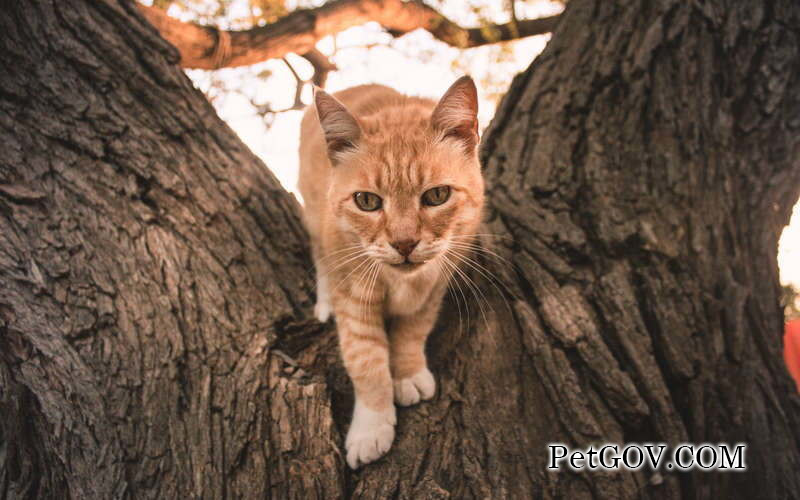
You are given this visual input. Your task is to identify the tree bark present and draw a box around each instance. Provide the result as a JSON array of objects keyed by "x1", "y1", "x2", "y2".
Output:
[{"x1": 1, "y1": 1, "x2": 799, "y2": 500}]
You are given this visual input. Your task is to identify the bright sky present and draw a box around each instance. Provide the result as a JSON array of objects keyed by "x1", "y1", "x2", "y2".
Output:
[
  {"x1": 168, "y1": 0, "x2": 800, "y2": 288},
  {"x1": 781, "y1": 205, "x2": 800, "y2": 287}
]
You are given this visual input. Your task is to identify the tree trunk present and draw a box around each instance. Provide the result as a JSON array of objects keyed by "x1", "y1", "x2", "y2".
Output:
[{"x1": 1, "y1": 1, "x2": 799, "y2": 499}]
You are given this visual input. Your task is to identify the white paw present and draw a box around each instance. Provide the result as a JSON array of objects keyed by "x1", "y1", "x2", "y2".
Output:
[
  {"x1": 345, "y1": 400, "x2": 396, "y2": 469},
  {"x1": 393, "y1": 368, "x2": 436, "y2": 407},
  {"x1": 314, "y1": 299, "x2": 332, "y2": 322},
  {"x1": 314, "y1": 272, "x2": 332, "y2": 322}
]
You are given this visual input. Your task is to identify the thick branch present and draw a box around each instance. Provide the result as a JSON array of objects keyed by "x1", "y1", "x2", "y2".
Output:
[{"x1": 137, "y1": 0, "x2": 560, "y2": 70}]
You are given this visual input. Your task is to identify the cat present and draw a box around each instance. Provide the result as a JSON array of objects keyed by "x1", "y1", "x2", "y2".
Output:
[{"x1": 297, "y1": 76, "x2": 484, "y2": 469}]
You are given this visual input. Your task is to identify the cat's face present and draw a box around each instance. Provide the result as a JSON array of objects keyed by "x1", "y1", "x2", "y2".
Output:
[
  {"x1": 329, "y1": 135, "x2": 484, "y2": 274},
  {"x1": 316, "y1": 77, "x2": 484, "y2": 275}
]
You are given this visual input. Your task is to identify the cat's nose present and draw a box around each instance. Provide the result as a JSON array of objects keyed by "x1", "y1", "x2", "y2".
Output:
[{"x1": 390, "y1": 239, "x2": 419, "y2": 257}]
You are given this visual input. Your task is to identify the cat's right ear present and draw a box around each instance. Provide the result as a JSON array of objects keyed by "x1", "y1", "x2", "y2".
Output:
[
  {"x1": 431, "y1": 76, "x2": 479, "y2": 153},
  {"x1": 314, "y1": 88, "x2": 361, "y2": 164}
]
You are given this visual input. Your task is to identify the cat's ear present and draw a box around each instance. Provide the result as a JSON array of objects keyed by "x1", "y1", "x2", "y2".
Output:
[
  {"x1": 314, "y1": 88, "x2": 361, "y2": 164},
  {"x1": 431, "y1": 76, "x2": 479, "y2": 152}
]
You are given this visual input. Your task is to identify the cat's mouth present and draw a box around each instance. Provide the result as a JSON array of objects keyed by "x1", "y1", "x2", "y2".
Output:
[{"x1": 388, "y1": 259, "x2": 425, "y2": 271}]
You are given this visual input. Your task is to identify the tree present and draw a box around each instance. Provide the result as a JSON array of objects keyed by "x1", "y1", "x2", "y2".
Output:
[{"x1": 1, "y1": 0, "x2": 799, "y2": 499}]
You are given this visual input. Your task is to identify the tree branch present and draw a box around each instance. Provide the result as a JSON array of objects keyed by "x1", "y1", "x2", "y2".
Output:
[
  {"x1": 137, "y1": 0, "x2": 560, "y2": 70},
  {"x1": 301, "y1": 48, "x2": 337, "y2": 88}
]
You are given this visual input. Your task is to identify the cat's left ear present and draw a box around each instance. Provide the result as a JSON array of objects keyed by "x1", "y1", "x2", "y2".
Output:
[
  {"x1": 431, "y1": 76, "x2": 479, "y2": 152},
  {"x1": 314, "y1": 87, "x2": 362, "y2": 165}
]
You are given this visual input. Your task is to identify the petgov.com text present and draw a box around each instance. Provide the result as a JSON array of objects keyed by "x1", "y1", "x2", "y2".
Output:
[{"x1": 548, "y1": 443, "x2": 746, "y2": 472}]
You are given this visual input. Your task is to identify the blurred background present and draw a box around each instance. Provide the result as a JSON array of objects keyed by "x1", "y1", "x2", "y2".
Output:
[{"x1": 143, "y1": 0, "x2": 800, "y2": 314}]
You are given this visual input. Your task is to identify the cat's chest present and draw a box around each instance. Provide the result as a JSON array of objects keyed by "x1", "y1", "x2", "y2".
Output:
[{"x1": 384, "y1": 272, "x2": 439, "y2": 316}]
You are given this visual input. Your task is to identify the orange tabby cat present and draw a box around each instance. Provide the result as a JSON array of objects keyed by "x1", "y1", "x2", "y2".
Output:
[{"x1": 298, "y1": 77, "x2": 484, "y2": 468}]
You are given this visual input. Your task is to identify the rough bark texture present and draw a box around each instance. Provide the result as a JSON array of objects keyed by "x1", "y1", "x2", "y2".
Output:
[
  {"x1": 1, "y1": 1, "x2": 799, "y2": 499},
  {"x1": 137, "y1": 0, "x2": 559, "y2": 70},
  {"x1": 478, "y1": 1, "x2": 800, "y2": 497},
  {"x1": 0, "y1": 2, "x2": 332, "y2": 498}
]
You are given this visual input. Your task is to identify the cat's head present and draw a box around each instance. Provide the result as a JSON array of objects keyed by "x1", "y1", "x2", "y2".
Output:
[{"x1": 315, "y1": 76, "x2": 484, "y2": 275}]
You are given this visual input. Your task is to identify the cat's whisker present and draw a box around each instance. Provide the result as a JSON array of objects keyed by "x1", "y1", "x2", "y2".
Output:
[
  {"x1": 447, "y1": 241, "x2": 512, "y2": 267},
  {"x1": 447, "y1": 241, "x2": 521, "y2": 303},
  {"x1": 447, "y1": 248, "x2": 517, "y2": 312},
  {"x1": 317, "y1": 244, "x2": 364, "y2": 263},
  {"x1": 355, "y1": 260, "x2": 379, "y2": 322},
  {"x1": 449, "y1": 233, "x2": 514, "y2": 242},
  {"x1": 447, "y1": 256, "x2": 488, "y2": 330},
  {"x1": 324, "y1": 250, "x2": 370, "y2": 277},
  {"x1": 448, "y1": 260, "x2": 472, "y2": 331},
  {"x1": 357, "y1": 260, "x2": 375, "y2": 321},
  {"x1": 306, "y1": 244, "x2": 363, "y2": 276},
  {"x1": 447, "y1": 236, "x2": 514, "y2": 266},
  {"x1": 447, "y1": 245, "x2": 514, "y2": 289},
  {"x1": 363, "y1": 260, "x2": 382, "y2": 322},
  {"x1": 435, "y1": 258, "x2": 464, "y2": 334},
  {"x1": 442, "y1": 253, "x2": 489, "y2": 329},
  {"x1": 438, "y1": 256, "x2": 469, "y2": 330},
  {"x1": 309, "y1": 249, "x2": 367, "y2": 297},
  {"x1": 329, "y1": 255, "x2": 372, "y2": 297},
  {"x1": 320, "y1": 247, "x2": 366, "y2": 269}
]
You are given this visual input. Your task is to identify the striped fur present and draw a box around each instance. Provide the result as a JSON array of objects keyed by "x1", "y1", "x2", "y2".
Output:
[{"x1": 298, "y1": 77, "x2": 484, "y2": 468}]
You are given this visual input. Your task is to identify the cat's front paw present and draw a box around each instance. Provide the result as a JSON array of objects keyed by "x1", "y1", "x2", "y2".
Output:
[
  {"x1": 314, "y1": 272, "x2": 332, "y2": 322},
  {"x1": 393, "y1": 368, "x2": 436, "y2": 406},
  {"x1": 314, "y1": 299, "x2": 332, "y2": 322},
  {"x1": 345, "y1": 400, "x2": 396, "y2": 469}
]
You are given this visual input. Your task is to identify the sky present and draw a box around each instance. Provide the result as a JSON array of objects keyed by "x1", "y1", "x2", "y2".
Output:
[{"x1": 166, "y1": 0, "x2": 800, "y2": 288}]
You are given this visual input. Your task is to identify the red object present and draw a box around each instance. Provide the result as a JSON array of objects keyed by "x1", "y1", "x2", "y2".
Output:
[{"x1": 785, "y1": 319, "x2": 800, "y2": 393}]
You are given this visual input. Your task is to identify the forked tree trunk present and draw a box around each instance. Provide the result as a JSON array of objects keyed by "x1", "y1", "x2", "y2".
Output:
[{"x1": 1, "y1": 1, "x2": 799, "y2": 499}]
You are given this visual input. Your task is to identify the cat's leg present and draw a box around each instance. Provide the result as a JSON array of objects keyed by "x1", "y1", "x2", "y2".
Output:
[
  {"x1": 313, "y1": 269, "x2": 332, "y2": 322},
  {"x1": 389, "y1": 298, "x2": 441, "y2": 407},
  {"x1": 336, "y1": 299, "x2": 396, "y2": 468},
  {"x1": 310, "y1": 238, "x2": 333, "y2": 322}
]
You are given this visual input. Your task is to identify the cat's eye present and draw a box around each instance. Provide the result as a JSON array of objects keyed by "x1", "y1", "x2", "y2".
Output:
[
  {"x1": 421, "y1": 186, "x2": 451, "y2": 206},
  {"x1": 353, "y1": 192, "x2": 382, "y2": 211}
]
